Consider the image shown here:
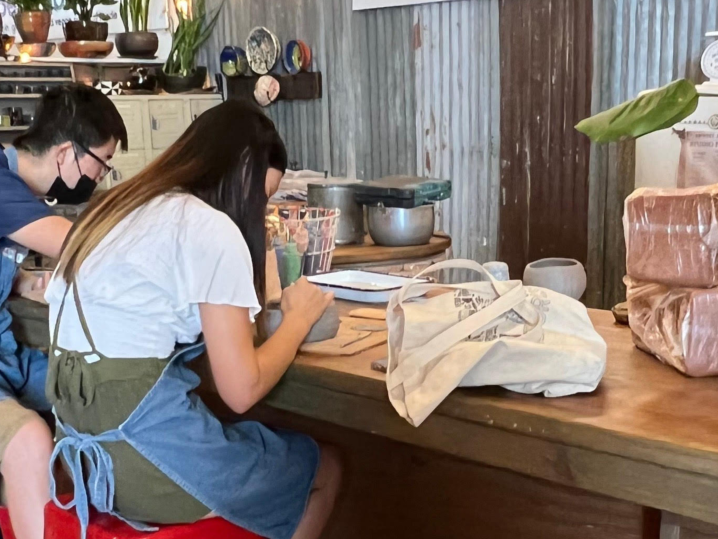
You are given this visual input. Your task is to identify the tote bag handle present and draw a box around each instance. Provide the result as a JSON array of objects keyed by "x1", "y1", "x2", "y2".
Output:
[{"x1": 388, "y1": 259, "x2": 542, "y2": 390}]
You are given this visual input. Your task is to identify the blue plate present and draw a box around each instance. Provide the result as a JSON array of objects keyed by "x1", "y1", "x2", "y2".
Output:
[
  {"x1": 220, "y1": 46, "x2": 250, "y2": 77},
  {"x1": 283, "y1": 40, "x2": 301, "y2": 75},
  {"x1": 220, "y1": 46, "x2": 239, "y2": 77}
]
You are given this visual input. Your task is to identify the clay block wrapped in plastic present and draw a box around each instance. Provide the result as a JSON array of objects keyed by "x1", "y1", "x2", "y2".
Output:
[
  {"x1": 624, "y1": 185, "x2": 718, "y2": 287},
  {"x1": 626, "y1": 278, "x2": 718, "y2": 377}
]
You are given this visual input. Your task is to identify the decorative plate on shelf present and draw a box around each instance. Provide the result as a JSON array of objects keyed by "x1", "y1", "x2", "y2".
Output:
[
  {"x1": 254, "y1": 75, "x2": 280, "y2": 107},
  {"x1": 297, "y1": 40, "x2": 312, "y2": 71},
  {"x1": 702, "y1": 39, "x2": 718, "y2": 81},
  {"x1": 283, "y1": 40, "x2": 301, "y2": 75},
  {"x1": 247, "y1": 27, "x2": 279, "y2": 75}
]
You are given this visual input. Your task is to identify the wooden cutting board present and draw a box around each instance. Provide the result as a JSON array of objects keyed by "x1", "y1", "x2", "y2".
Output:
[
  {"x1": 300, "y1": 318, "x2": 388, "y2": 356},
  {"x1": 348, "y1": 308, "x2": 386, "y2": 321}
]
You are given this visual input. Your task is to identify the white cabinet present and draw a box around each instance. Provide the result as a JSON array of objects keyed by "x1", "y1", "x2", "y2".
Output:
[
  {"x1": 108, "y1": 151, "x2": 147, "y2": 186},
  {"x1": 149, "y1": 99, "x2": 186, "y2": 149},
  {"x1": 112, "y1": 100, "x2": 145, "y2": 151},
  {"x1": 189, "y1": 99, "x2": 218, "y2": 122},
  {"x1": 100, "y1": 94, "x2": 223, "y2": 191}
]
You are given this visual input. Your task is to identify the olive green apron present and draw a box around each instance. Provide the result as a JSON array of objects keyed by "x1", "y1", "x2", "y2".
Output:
[{"x1": 46, "y1": 282, "x2": 210, "y2": 523}]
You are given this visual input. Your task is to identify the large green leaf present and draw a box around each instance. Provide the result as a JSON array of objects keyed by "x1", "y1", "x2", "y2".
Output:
[{"x1": 575, "y1": 79, "x2": 699, "y2": 144}]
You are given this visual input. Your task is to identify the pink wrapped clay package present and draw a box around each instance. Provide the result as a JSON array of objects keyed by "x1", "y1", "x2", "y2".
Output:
[
  {"x1": 624, "y1": 185, "x2": 718, "y2": 287},
  {"x1": 626, "y1": 278, "x2": 718, "y2": 377}
]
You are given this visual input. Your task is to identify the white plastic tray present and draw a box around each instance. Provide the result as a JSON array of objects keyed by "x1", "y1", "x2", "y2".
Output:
[{"x1": 308, "y1": 270, "x2": 425, "y2": 303}]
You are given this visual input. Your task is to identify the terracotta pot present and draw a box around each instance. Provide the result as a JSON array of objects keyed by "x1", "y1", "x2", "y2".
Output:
[
  {"x1": 64, "y1": 21, "x2": 108, "y2": 42},
  {"x1": 14, "y1": 11, "x2": 51, "y2": 44},
  {"x1": 159, "y1": 66, "x2": 207, "y2": 94},
  {"x1": 115, "y1": 32, "x2": 159, "y2": 59},
  {"x1": 523, "y1": 258, "x2": 587, "y2": 300},
  {"x1": 59, "y1": 40, "x2": 113, "y2": 59}
]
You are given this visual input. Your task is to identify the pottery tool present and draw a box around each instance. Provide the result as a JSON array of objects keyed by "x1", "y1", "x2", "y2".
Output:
[
  {"x1": 299, "y1": 326, "x2": 369, "y2": 354},
  {"x1": 371, "y1": 358, "x2": 388, "y2": 373},
  {"x1": 300, "y1": 321, "x2": 388, "y2": 356},
  {"x1": 348, "y1": 308, "x2": 386, "y2": 321},
  {"x1": 340, "y1": 316, "x2": 385, "y2": 332}
]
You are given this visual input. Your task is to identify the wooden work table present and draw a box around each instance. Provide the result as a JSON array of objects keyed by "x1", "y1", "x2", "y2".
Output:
[
  {"x1": 8, "y1": 297, "x2": 718, "y2": 538},
  {"x1": 262, "y1": 305, "x2": 718, "y2": 539}
]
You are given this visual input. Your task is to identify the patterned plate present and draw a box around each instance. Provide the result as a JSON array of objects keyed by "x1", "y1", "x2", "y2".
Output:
[{"x1": 247, "y1": 27, "x2": 279, "y2": 75}]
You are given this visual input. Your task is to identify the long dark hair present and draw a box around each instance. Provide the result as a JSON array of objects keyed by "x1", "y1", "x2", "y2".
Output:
[{"x1": 58, "y1": 99, "x2": 287, "y2": 310}]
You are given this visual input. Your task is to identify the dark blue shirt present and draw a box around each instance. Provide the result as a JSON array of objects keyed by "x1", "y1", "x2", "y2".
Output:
[{"x1": 0, "y1": 146, "x2": 51, "y2": 252}]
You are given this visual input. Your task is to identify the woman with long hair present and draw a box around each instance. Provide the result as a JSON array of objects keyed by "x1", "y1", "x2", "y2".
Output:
[{"x1": 44, "y1": 99, "x2": 341, "y2": 539}]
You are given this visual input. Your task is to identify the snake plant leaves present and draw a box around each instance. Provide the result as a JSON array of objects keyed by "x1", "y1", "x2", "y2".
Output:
[{"x1": 575, "y1": 79, "x2": 699, "y2": 144}]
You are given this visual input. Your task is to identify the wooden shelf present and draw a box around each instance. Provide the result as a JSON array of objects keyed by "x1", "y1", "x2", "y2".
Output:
[
  {"x1": 0, "y1": 94, "x2": 42, "y2": 98},
  {"x1": 0, "y1": 126, "x2": 29, "y2": 131},
  {"x1": 226, "y1": 72, "x2": 322, "y2": 102},
  {"x1": 0, "y1": 77, "x2": 72, "y2": 82},
  {"x1": 29, "y1": 57, "x2": 163, "y2": 65},
  {"x1": 332, "y1": 233, "x2": 452, "y2": 266}
]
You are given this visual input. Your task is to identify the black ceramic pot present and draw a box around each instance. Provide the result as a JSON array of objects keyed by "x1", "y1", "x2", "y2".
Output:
[
  {"x1": 64, "y1": 21, "x2": 108, "y2": 42},
  {"x1": 115, "y1": 32, "x2": 159, "y2": 59},
  {"x1": 160, "y1": 66, "x2": 207, "y2": 94}
]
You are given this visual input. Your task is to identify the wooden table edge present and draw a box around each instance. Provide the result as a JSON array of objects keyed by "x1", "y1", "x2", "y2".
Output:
[{"x1": 266, "y1": 372, "x2": 718, "y2": 526}]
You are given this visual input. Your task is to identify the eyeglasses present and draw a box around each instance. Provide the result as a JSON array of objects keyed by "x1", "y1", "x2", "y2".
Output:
[{"x1": 75, "y1": 142, "x2": 115, "y2": 178}]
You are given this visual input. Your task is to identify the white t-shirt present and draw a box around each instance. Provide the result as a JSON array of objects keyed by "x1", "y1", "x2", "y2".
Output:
[{"x1": 45, "y1": 193, "x2": 262, "y2": 360}]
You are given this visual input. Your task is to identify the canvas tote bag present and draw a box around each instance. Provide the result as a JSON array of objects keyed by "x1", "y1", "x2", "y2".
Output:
[{"x1": 386, "y1": 260, "x2": 607, "y2": 427}]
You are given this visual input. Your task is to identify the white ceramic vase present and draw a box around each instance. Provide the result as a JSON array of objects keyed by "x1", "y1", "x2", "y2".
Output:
[{"x1": 523, "y1": 258, "x2": 587, "y2": 300}]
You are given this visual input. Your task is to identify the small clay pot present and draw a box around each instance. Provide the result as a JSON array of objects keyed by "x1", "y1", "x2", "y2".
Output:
[
  {"x1": 64, "y1": 21, "x2": 108, "y2": 42},
  {"x1": 262, "y1": 303, "x2": 340, "y2": 343},
  {"x1": 159, "y1": 66, "x2": 208, "y2": 94},
  {"x1": 523, "y1": 258, "x2": 587, "y2": 300},
  {"x1": 115, "y1": 32, "x2": 159, "y2": 59},
  {"x1": 14, "y1": 11, "x2": 50, "y2": 44}
]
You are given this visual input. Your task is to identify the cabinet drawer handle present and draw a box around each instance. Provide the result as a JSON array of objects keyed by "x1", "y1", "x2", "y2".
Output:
[{"x1": 151, "y1": 117, "x2": 160, "y2": 130}]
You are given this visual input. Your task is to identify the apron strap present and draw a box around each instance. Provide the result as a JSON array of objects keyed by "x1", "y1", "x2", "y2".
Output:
[
  {"x1": 51, "y1": 282, "x2": 71, "y2": 347},
  {"x1": 71, "y1": 279, "x2": 101, "y2": 356},
  {"x1": 49, "y1": 415, "x2": 157, "y2": 539}
]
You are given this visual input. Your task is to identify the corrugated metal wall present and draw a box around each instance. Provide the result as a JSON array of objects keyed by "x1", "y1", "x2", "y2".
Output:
[
  {"x1": 200, "y1": 0, "x2": 501, "y2": 263},
  {"x1": 199, "y1": 0, "x2": 716, "y2": 303},
  {"x1": 413, "y1": 0, "x2": 501, "y2": 263},
  {"x1": 586, "y1": 0, "x2": 718, "y2": 308}
]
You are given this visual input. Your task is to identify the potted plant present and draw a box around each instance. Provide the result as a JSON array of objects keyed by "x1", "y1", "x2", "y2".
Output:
[
  {"x1": 9, "y1": 0, "x2": 52, "y2": 44},
  {"x1": 116, "y1": 0, "x2": 158, "y2": 58},
  {"x1": 64, "y1": 0, "x2": 116, "y2": 41},
  {"x1": 161, "y1": 0, "x2": 221, "y2": 93}
]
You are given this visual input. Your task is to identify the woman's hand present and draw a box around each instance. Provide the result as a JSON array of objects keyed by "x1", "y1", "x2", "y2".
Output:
[
  {"x1": 280, "y1": 277, "x2": 334, "y2": 333},
  {"x1": 201, "y1": 278, "x2": 334, "y2": 414},
  {"x1": 12, "y1": 270, "x2": 52, "y2": 304}
]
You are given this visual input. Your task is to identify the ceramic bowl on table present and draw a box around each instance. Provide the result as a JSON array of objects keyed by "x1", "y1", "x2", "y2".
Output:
[
  {"x1": 262, "y1": 303, "x2": 340, "y2": 343},
  {"x1": 366, "y1": 204, "x2": 435, "y2": 247},
  {"x1": 523, "y1": 258, "x2": 587, "y2": 300}
]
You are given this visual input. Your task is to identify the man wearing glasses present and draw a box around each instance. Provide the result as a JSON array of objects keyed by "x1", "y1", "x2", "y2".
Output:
[{"x1": 0, "y1": 84, "x2": 127, "y2": 539}]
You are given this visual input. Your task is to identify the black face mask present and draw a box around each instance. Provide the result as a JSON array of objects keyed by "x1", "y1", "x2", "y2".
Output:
[
  {"x1": 45, "y1": 144, "x2": 98, "y2": 205},
  {"x1": 46, "y1": 174, "x2": 97, "y2": 205}
]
